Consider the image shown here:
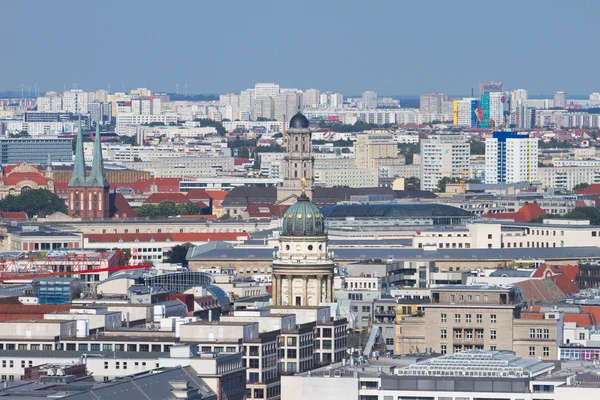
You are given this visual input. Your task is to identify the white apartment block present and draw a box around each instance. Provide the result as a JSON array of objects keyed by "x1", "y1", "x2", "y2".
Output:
[
  {"x1": 131, "y1": 97, "x2": 161, "y2": 115},
  {"x1": 454, "y1": 98, "x2": 478, "y2": 127},
  {"x1": 115, "y1": 113, "x2": 178, "y2": 135},
  {"x1": 539, "y1": 166, "x2": 600, "y2": 189},
  {"x1": 62, "y1": 89, "x2": 89, "y2": 114},
  {"x1": 313, "y1": 168, "x2": 378, "y2": 188},
  {"x1": 136, "y1": 125, "x2": 217, "y2": 144},
  {"x1": 485, "y1": 133, "x2": 538, "y2": 184},
  {"x1": 354, "y1": 131, "x2": 399, "y2": 169},
  {"x1": 254, "y1": 83, "x2": 280, "y2": 98},
  {"x1": 488, "y1": 92, "x2": 505, "y2": 127},
  {"x1": 4, "y1": 121, "x2": 72, "y2": 136},
  {"x1": 303, "y1": 89, "x2": 320, "y2": 107},
  {"x1": 420, "y1": 135, "x2": 470, "y2": 191},
  {"x1": 36, "y1": 93, "x2": 62, "y2": 112}
]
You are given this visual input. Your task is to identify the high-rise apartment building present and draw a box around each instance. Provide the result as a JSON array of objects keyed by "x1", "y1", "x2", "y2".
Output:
[
  {"x1": 420, "y1": 135, "x2": 470, "y2": 191},
  {"x1": 453, "y1": 99, "x2": 480, "y2": 127},
  {"x1": 354, "y1": 132, "x2": 399, "y2": 169},
  {"x1": 37, "y1": 92, "x2": 63, "y2": 112},
  {"x1": 62, "y1": 89, "x2": 89, "y2": 114},
  {"x1": 478, "y1": 81, "x2": 503, "y2": 96},
  {"x1": 131, "y1": 97, "x2": 161, "y2": 115},
  {"x1": 510, "y1": 89, "x2": 528, "y2": 111},
  {"x1": 253, "y1": 96, "x2": 275, "y2": 120},
  {"x1": 479, "y1": 92, "x2": 506, "y2": 128},
  {"x1": 319, "y1": 92, "x2": 343, "y2": 107},
  {"x1": 89, "y1": 102, "x2": 113, "y2": 125},
  {"x1": 95, "y1": 89, "x2": 109, "y2": 103},
  {"x1": 485, "y1": 132, "x2": 538, "y2": 184},
  {"x1": 274, "y1": 92, "x2": 302, "y2": 122},
  {"x1": 303, "y1": 89, "x2": 320, "y2": 107},
  {"x1": 554, "y1": 91, "x2": 567, "y2": 108},
  {"x1": 419, "y1": 92, "x2": 446, "y2": 120},
  {"x1": 516, "y1": 104, "x2": 536, "y2": 129},
  {"x1": 254, "y1": 83, "x2": 280, "y2": 98},
  {"x1": 361, "y1": 91, "x2": 378, "y2": 110},
  {"x1": 590, "y1": 93, "x2": 600, "y2": 102}
]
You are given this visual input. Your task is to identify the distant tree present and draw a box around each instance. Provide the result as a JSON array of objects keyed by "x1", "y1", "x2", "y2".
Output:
[
  {"x1": 219, "y1": 213, "x2": 231, "y2": 220},
  {"x1": 530, "y1": 206, "x2": 600, "y2": 225},
  {"x1": 119, "y1": 135, "x2": 137, "y2": 146},
  {"x1": 398, "y1": 143, "x2": 420, "y2": 165},
  {"x1": 574, "y1": 182, "x2": 590, "y2": 191},
  {"x1": 166, "y1": 242, "x2": 194, "y2": 266},
  {"x1": 194, "y1": 118, "x2": 226, "y2": 135},
  {"x1": 538, "y1": 138, "x2": 575, "y2": 149},
  {"x1": 0, "y1": 189, "x2": 66, "y2": 217},
  {"x1": 112, "y1": 248, "x2": 132, "y2": 267},
  {"x1": 436, "y1": 177, "x2": 452, "y2": 193},
  {"x1": 470, "y1": 140, "x2": 486, "y2": 155},
  {"x1": 404, "y1": 177, "x2": 420, "y2": 190}
]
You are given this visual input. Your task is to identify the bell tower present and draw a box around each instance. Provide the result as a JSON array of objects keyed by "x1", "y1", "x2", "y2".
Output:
[
  {"x1": 277, "y1": 112, "x2": 314, "y2": 204},
  {"x1": 67, "y1": 121, "x2": 110, "y2": 219}
]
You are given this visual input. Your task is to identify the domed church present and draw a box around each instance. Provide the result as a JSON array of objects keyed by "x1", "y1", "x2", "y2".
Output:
[{"x1": 271, "y1": 178, "x2": 335, "y2": 306}]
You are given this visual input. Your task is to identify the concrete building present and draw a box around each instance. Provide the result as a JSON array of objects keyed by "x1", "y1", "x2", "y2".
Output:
[
  {"x1": 62, "y1": 89, "x2": 89, "y2": 114},
  {"x1": 0, "y1": 137, "x2": 72, "y2": 164},
  {"x1": 398, "y1": 286, "x2": 562, "y2": 360},
  {"x1": 419, "y1": 92, "x2": 446, "y2": 120},
  {"x1": 354, "y1": 131, "x2": 400, "y2": 169},
  {"x1": 479, "y1": 81, "x2": 503, "y2": 96},
  {"x1": 115, "y1": 113, "x2": 178, "y2": 135},
  {"x1": 554, "y1": 91, "x2": 567, "y2": 108},
  {"x1": 88, "y1": 101, "x2": 112, "y2": 125},
  {"x1": 539, "y1": 165, "x2": 600, "y2": 189},
  {"x1": 420, "y1": 135, "x2": 470, "y2": 191},
  {"x1": 302, "y1": 89, "x2": 320, "y2": 107},
  {"x1": 361, "y1": 91, "x2": 377, "y2": 110},
  {"x1": 485, "y1": 132, "x2": 538, "y2": 184},
  {"x1": 36, "y1": 92, "x2": 63, "y2": 112},
  {"x1": 313, "y1": 168, "x2": 378, "y2": 188}
]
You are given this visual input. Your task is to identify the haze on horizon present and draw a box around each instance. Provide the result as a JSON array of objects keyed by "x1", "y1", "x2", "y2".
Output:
[{"x1": 1, "y1": 0, "x2": 597, "y2": 96}]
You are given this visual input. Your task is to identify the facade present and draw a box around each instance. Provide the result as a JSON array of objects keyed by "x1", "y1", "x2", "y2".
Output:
[
  {"x1": 485, "y1": 132, "x2": 538, "y2": 184},
  {"x1": 361, "y1": 91, "x2": 377, "y2": 109},
  {"x1": 277, "y1": 112, "x2": 314, "y2": 203},
  {"x1": 313, "y1": 168, "x2": 378, "y2": 188},
  {"x1": 398, "y1": 286, "x2": 562, "y2": 360},
  {"x1": 115, "y1": 113, "x2": 178, "y2": 135},
  {"x1": 453, "y1": 98, "x2": 481, "y2": 127},
  {"x1": 67, "y1": 123, "x2": 110, "y2": 219},
  {"x1": 420, "y1": 135, "x2": 470, "y2": 191},
  {"x1": 354, "y1": 132, "x2": 399, "y2": 169},
  {"x1": 554, "y1": 91, "x2": 567, "y2": 108},
  {"x1": 0, "y1": 137, "x2": 72, "y2": 164},
  {"x1": 62, "y1": 89, "x2": 89, "y2": 114},
  {"x1": 419, "y1": 92, "x2": 446, "y2": 120},
  {"x1": 540, "y1": 165, "x2": 600, "y2": 189},
  {"x1": 479, "y1": 92, "x2": 507, "y2": 128},
  {"x1": 88, "y1": 101, "x2": 113, "y2": 125},
  {"x1": 479, "y1": 81, "x2": 503, "y2": 96}
]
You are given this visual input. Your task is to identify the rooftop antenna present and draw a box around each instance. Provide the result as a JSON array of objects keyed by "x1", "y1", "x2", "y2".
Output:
[{"x1": 72, "y1": 81, "x2": 78, "y2": 90}]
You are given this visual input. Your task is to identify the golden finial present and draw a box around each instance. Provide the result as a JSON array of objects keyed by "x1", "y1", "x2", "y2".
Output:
[{"x1": 301, "y1": 177, "x2": 306, "y2": 195}]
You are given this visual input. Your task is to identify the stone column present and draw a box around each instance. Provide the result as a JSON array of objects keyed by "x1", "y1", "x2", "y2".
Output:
[
  {"x1": 302, "y1": 276, "x2": 308, "y2": 306},
  {"x1": 272, "y1": 274, "x2": 278, "y2": 306},
  {"x1": 277, "y1": 275, "x2": 282, "y2": 306},
  {"x1": 287, "y1": 275, "x2": 293, "y2": 306},
  {"x1": 327, "y1": 274, "x2": 334, "y2": 302},
  {"x1": 316, "y1": 275, "x2": 323, "y2": 305}
]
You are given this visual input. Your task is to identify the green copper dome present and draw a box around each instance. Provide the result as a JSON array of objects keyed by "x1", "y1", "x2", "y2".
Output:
[{"x1": 281, "y1": 194, "x2": 325, "y2": 237}]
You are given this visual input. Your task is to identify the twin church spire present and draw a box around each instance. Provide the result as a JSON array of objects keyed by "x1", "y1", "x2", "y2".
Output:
[{"x1": 68, "y1": 119, "x2": 108, "y2": 188}]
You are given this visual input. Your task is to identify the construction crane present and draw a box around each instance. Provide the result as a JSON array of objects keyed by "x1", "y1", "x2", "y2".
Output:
[
  {"x1": 0, "y1": 250, "x2": 150, "y2": 281},
  {"x1": 459, "y1": 170, "x2": 481, "y2": 194}
]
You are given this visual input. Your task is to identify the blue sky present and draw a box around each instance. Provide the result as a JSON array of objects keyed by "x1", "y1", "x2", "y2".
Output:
[{"x1": 1, "y1": 0, "x2": 597, "y2": 96}]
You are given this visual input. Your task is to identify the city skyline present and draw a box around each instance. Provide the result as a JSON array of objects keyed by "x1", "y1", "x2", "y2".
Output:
[{"x1": 2, "y1": 0, "x2": 599, "y2": 95}]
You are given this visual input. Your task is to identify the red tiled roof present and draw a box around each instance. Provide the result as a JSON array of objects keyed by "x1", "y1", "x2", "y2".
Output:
[
  {"x1": 564, "y1": 313, "x2": 596, "y2": 326},
  {"x1": 206, "y1": 190, "x2": 228, "y2": 202},
  {"x1": 576, "y1": 184, "x2": 600, "y2": 195},
  {"x1": 245, "y1": 204, "x2": 290, "y2": 218},
  {"x1": 186, "y1": 189, "x2": 210, "y2": 200},
  {"x1": 144, "y1": 193, "x2": 190, "y2": 204},
  {"x1": 562, "y1": 265, "x2": 579, "y2": 281},
  {"x1": 581, "y1": 306, "x2": 600, "y2": 323},
  {"x1": 0, "y1": 212, "x2": 27, "y2": 220},
  {"x1": 3, "y1": 163, "x2": 42, "y2": 175},
  {"x1": 0, "y1": 172, "x2": 51, "y2": 185},
  {"x1": 234, "y1": 158, "x2": 251, "y2": 165},
  {"x1": 484, "y1": 203, "x2": 546, "y2": 223},
  {"x1": 519, "y1": 312, "x2": 545, "y2": 320},
  {"x1": 0, "y1": 304, "x2": 76, "y2": 322},
  {"x1": 85, "y1": 232, "x2": 248, "y2": 243},
  {"x1": 514, "y1": 278, "x2": 567, "y2": 303},
  {"x1": 549, "y1": 274, "x2": 579, "y2": 296},
  {"x1": 111, "y1": 193, "x2": 136, "y2": 218}
]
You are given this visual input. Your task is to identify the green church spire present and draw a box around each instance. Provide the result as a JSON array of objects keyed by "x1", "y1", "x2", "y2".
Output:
[
  {"x1": 87, "y1": 122, "x2": 109, "y2": 188},
  {"x1": 68, "y1": 118, "x2": 86, "y2": 187}
]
